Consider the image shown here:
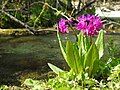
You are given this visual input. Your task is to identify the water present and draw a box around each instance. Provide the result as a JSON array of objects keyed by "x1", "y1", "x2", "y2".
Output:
[{"x1": 0, "y1": 33, "x2": 120, "y2": 85}]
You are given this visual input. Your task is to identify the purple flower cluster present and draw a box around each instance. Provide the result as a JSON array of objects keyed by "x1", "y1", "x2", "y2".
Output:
[
  {"x1": 58, "y1": 18, "x2": 69, "y2": 33},
  {"x1": 58, "y1": 14, "x2": 102, "y2": 36},
  {"x1": 75, "y1": 14, "x2": 102, "y2": 36}
]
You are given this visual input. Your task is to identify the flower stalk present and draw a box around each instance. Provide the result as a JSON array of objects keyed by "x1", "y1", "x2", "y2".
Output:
[
  {"x1": 90, "y1": 36, "x2": 93, "y2": 45},
  {"x1": 68, "y1": 21, "x2": 78, "y2": 41}
]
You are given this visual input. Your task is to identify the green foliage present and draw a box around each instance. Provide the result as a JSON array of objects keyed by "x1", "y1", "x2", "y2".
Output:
[
  {"x1": 0, "y1": 0, "x2": 61, "y2": 28},
  {"x1": 30, "y1": 5, "x2": 53, "y2": 27},
  {"x1": 24, "y1": 79, "x2": 45, "y2": 90},
  {"x1": 2, "y1": 63, "x2": 119, "y2": 89},
  {"x1": 46, "y1": 71, "x2": 99, "y2": 90},
  {"x1": 66, "y1": 41, "x2": 82, "y2": 74},
  {"x1": 106, "y1": 64, "x2": 120, "y2": 89},
  {"x1": 22, "y1": 64, "x2": 120, "y2": 89},
  {"x1": 107, "y1": 39, "x2": 120, "y2": 59},
  {"x1": 23, "y1": 64, "x2": 120, "y2": 90},
  {"x1": 0, "y1": 0, "x2": 28, "y2": 28},
  {"x1": 41, "y1": 29, "x2": 105, "y2": 89},
  {"x1": 0, "y1": 1, "x2": 120, "y2": 89},
  {"x1": 0, "y1": 85, "x2": 8, "y2": 90},
  {"x1": 99, "y1": 40, "x2": 120, "y2": 78},
  {"x1": 108, "y1": 64, "x2": 120, "y2": 81},
  {"x1": 29, "y1": 4, "x2": 61, "y2": 28},
  {"x1": 56, "y1": 30, "x2": 104, "y2": 78}
]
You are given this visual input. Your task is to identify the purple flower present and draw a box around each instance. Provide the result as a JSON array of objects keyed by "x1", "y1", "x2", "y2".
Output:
[
  {"x1": 68, "y1": 19, "x2": 73, "y2": 24},
  {"x1": 58, "y1": 18, "x2": 69, "y2": 33},
  {"x1": 75, "y1": 14, "x2": 102, "y2": 36}
]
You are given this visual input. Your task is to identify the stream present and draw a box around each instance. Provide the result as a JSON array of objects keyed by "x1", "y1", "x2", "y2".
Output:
[{"x1": 0, "y1": 32, "x2": 120, "y2": 86}]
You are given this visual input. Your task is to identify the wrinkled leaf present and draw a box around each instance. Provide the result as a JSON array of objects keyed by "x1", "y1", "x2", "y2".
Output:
[
  {"x1": 84, "y1": 36, "x2": 90, "y2": 52},
  {"x1": 78, "y1": 32, "x2": 90, "y2": 55},
  {"x1": 78, "y1": 32, "x2": 86, "y2": 55},
  {"x1": 66, "y1": 41, "x2": 82, "y2": 74},
  {"x1": 84, "y1": 44, "x2": 99, "y2": 77}
]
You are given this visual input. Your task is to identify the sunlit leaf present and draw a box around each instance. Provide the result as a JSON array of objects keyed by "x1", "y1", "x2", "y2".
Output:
[
  {"x1": 78, "y1": 32, "x2": 90, "y2": 55},
  {"x1": 84, "y1": 36, "x2": 90, "y2": 52},
  {"x1": 78, "y1": 32, "x2": 86, "y2": 55},
  {"x1": 56, "y1": 87, "x2": 70, "y2": 90},
  {"x1": 24, "y1": 79, "x2": 40, "y2": 86},
  {"x1": 48, "y1": 63, "x2": 64, "y2": 75},
  {"x1": 66, "y1": 41, "x2": 82, "y2": 74},
  {"x1": 95, "y1": 30, "x2": 104, "y2": 59},
  {"x1": 84, "y1": 44, "x2": 99, "y2": 77}
]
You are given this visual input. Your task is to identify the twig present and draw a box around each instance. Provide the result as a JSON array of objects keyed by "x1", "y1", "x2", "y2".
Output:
[
  {"x1": 72, "y1": 0, "x2": 96, "y2": 17},
  {"x1": 1, "y1": 10, "x2": 36, "y2": 35},
  {"x1": 33, "y1": 5, "x2": 45, "y2": 28},
  {"x1": 0, "y1": 9, "x2": 20, "y2": 12},
  {"x1": 30, "y1": 1, "x2": 70, "y2": 20},
  {"x1": 0, "y1": 9, "x2": 29, "y2": 14}
]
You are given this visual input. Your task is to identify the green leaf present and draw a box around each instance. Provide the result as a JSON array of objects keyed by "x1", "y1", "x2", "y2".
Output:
[
  {"x1": 48, "y1": 63, "x2": 64, "y2": 75},
  {"x1": 59, "y1": 71, "x2": 70, "y2": 79},
  {"x1": 78, "y1": 32, "x2": 86, "y2": 55},
  {"x1": 77, "y1": 32, "x2": 90, "y2": 69},
  {"x1": 95, "y1": 30, "x2": 104, "y2": 59},
  {"x1": 84, "y1": 44, "x2": 99, "y2": 77},
  {"x1": 0, "y1": 85, "x2": 8, "y2": 90},
  {"x1": 56, "y1": 87, "x2": 70, "y2": 90},
  {"x1": 77, "y1": 32, "x2": 84, "y2": 72},
  {"x1": 108, "y1": 64, "x2": 120, "y2": 80},
  {"x1": 24, "y1": 79, "x2": 40, "y2": 86},
  {"x1": 66, "y1": 41, "x2": 82, "y2": 74},
  {"x1": 84, "y1": 35, "x2": 90, "y2": 52},
  {"x1": 78, "y1": 32, "x2": 90, "y2": 55}
]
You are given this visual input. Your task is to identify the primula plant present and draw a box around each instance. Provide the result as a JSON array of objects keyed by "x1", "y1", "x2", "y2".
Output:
[{"x1": 48, "y1": 14, "x2": 104, "y2": 79}]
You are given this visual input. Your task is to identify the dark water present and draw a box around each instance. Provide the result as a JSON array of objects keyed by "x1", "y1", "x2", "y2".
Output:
[{"x1": 0, "y1": 33, "x2": 120, "y2": 86}]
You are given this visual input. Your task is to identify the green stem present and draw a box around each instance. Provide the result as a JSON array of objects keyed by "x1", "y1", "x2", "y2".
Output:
[
  {"x1": 33, "y1": 6, "x2": 45, "y2": 28},
  {"x1": 68, "y1": 22, "x2": 78, "y2": 41},
  {"x1": 90, "y1": 36, "x2": 92, "y2": 45},
  {"x1": 57, "y1": 28, "x2": 67, "y2": 61}
]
